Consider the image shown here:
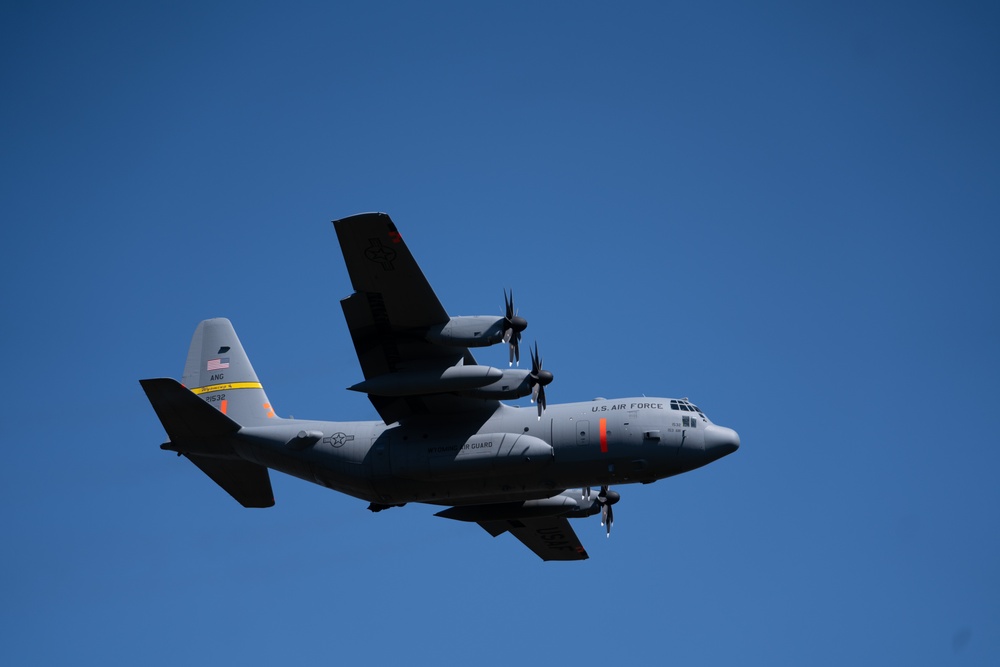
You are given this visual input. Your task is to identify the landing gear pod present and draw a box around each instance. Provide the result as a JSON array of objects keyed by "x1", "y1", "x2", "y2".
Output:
[{"x1": 391, "y1": 432, "x2": 554, "y2": 481}]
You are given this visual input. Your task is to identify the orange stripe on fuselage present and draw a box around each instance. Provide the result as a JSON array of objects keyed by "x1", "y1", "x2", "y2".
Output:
[{"x1": 599, "y1": 418, "x2": 608, "y2": 453}]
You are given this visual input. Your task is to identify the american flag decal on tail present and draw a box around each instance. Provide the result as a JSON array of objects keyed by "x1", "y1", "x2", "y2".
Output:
[{"x1": 207, "y1": 357, "x2": 230, "y2": 371}]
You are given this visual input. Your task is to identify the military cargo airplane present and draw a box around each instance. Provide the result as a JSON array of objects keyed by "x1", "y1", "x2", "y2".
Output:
[{"x1": 141, "y1": 212, "x2": 739, "y2": 560}]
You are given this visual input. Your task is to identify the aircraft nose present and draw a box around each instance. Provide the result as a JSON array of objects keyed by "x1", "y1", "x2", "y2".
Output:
[{"x1": 703, "y1": 425, "x2": 740, "y2": 460}]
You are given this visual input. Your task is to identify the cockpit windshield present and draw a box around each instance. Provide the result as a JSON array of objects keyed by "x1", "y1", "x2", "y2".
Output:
[{"x1": 670, "y1": 399, "x2": 705, "y2": 417}]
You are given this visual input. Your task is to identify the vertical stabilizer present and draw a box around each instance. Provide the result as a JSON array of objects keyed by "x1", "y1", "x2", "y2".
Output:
[{"x1": 181, "y1": 318, "x2": 278, "y2": 426}]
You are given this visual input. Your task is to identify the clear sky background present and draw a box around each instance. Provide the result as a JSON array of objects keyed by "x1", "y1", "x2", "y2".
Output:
[{"x1": 2, "y1": 1, "x2": 998, "y2": 664}]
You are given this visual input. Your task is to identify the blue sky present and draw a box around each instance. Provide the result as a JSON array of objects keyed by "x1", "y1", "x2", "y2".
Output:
[{"x1": 2, "y1": 1, "x2": 998, "y2": 664}]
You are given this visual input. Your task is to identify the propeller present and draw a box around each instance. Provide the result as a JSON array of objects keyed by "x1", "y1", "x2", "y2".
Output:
[
  {"x1": 528, "y1": 341, "x2": 553, "y2": 419},
  {"x1": 502, "y1": 289, "x2": 528, "y2": 366},
  {"x1": 597, "y1": 485, "x2": 620, "y2": 538}
]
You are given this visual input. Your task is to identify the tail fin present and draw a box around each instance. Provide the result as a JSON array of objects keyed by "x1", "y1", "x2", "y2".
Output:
[{"x1": 181, "y1": 318, "x2": 279, "y2": 427}]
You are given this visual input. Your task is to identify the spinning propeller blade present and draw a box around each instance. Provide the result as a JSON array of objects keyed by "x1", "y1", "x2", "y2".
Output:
[
  {"x1": 503, "y1": 289, "x2": 527, "y2": 366},
  {"x1": 597, "y1": 485, "x2": 620, "y2": 537},
  {"x1": 528, "y1": 341, "x2": 553, "y2": 419}
]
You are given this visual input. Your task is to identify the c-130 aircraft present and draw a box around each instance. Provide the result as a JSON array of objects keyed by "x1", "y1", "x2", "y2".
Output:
[{"x1": 141, "y1": 213, "x2": 739, "y2": 561}]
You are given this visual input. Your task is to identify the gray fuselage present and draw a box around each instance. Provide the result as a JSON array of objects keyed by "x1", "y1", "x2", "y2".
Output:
[{"x1": 231, "y1": 397, "x2": 740, "y2": 507}]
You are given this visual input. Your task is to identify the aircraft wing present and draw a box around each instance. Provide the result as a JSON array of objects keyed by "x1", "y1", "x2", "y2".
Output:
[
  {"x1": 478, "y1": 517, "x2": 590, "y2": 561},
  {"x1": 335, "y1": 212, "x2": 449, "y2": 330},
  {"x1": 334, "y1": 212, "x2": 494, "y2": 423}
]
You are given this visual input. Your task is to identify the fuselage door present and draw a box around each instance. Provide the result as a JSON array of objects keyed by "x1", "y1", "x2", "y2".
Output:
[{"x1": 371, "y1": 431, "x2": 391, "y2": 478}]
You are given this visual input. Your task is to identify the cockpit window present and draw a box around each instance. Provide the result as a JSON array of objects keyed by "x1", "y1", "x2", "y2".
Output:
[{"x1": 670, "y1": 399, "x2": 705, "y2": 417}]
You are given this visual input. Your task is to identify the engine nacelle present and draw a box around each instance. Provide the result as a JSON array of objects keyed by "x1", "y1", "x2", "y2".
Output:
[
  {"x1": 425, "y1": 316, "x2": 506, "y2": 348},
  {"x1": 459, "y1": 368, "x2": 533, "y2": 400},
  {"x1": 434, "y1": 491, "x2": 589, "y2": 522},
  {"x1": 348, "y1": 365, "x2": 503, "y2": 396},
  {"x1": 391, "y1": 432, "x2": 554, "y2": 481}
]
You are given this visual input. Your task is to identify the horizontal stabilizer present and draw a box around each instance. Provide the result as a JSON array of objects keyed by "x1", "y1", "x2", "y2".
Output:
[
  {"x1": 141, "y1": 378, "x2": 274, "y2": 507},
  {"x1": 185, "y1": 454, "x2": 274, "y2": 508},
  {"x1": 140, "y1": 378, "x2": 240, "y2": 448}
]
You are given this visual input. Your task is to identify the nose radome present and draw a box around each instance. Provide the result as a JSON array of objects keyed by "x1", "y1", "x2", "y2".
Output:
[{"x1": 703, "y1": 425, "x2": 740, "y2": 459}]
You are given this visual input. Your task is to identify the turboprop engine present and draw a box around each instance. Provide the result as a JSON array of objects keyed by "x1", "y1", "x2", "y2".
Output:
[
  {"x1": 434, "y1": 485, "x2": 621, "y2": 536},
  {"x1": 461, "y1": 343, "x2": 553, "y2": 417},
  {"x1": 424, "y1": 290, "x2": 528, "y2": 365},
  {"x1": 349, "y1": 290, "x2": 552, "y2": 415},
  {"x1": 425, "y1": 315, "x2": 507, "y2": 348},
  {"x1": 348, "y1": 347, "x2": 554, "y2": 417}
]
